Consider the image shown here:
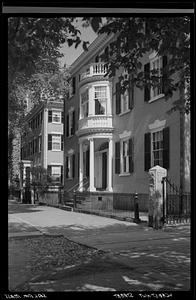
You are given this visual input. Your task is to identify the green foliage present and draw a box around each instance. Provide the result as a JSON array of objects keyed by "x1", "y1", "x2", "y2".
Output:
[
  {"x1": 86, "y1": 17, "x2": 190, "y2": 113},
  {"x1": 30, "y1": 166, "x2": 51, "y2": 195}
]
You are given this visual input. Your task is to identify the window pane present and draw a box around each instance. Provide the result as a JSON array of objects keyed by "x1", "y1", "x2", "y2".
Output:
[
  {"x1": 52, "y1": 135, "x2": 61, "y2": 150},
  {"x1": 52, "y1": 111, "x2": 61, "y2": 122}
]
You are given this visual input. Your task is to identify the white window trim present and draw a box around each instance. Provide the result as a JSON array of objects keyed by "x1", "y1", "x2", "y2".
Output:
[
  {"x1": 93, "y1": 84, "x2": 108, "y2": 116},
  {"x1": 149, "y1": 119, "x2": 166, "y2": 168},
  {"x1": 150, "y1": 128, "x2": 164, "y2": 168},
  {"x1": 149, "y1": 53, "x2": 164, "y2": 103},
  {"x1": 120, "y1": 137, "x2": 130, "y2": 175},
  {"x1": 51, "y1": 134, "x2": 62, "y2": 152},
  {"x1": 80, "y1": 89, "x2": 89, "y2": 119},
  {"x1": 51, "y1": 110, "x2": 62, "y2": 124}
]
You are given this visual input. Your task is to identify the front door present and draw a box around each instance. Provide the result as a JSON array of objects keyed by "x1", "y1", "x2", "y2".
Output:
[{"x1": 102, "y1": 152, "x2": 107, "y2": 189}]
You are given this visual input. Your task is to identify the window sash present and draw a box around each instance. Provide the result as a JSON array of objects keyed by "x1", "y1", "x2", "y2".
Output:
[
  {"x1": 121, "y1": 90, "x2": 129, "y2": 113},
  {"x1": 52, "y1": 135, "x2": 61, "y2": 151},
  {"x1": 52, "y1": 111, "x2": 61, "y2": 123},
  {"x1": 121, "y1": 139, "x2": 130, "y2": 174},
  {"x1": 150, "y1": 56, "x2": 163, "y2": 98},
  {"x1": 152, "y1": 130, "x2": 163, "y2": 167}
]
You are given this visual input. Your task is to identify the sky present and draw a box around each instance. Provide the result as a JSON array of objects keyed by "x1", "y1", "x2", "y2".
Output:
[{"x1": 59, "y1": 18, "x2": 98, "y2": 67}]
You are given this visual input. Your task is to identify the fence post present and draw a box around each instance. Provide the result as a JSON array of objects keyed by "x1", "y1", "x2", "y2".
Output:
[
  {"x1": 73, "y1": 190, "x2": 77, "y2": 209},
  {"x1": 133, "y1": 192, "x2": 140, "y2": 223},
  {"x1": 148, "y1": 166, "x2": 167, "y2": 229},
  {"x1": 162, "y1": 177, "x2": 166, "y2": 225}
]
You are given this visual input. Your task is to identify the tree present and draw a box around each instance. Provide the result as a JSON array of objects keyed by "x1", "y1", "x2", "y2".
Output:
[
  {"x1": 8, "y1": 17, "x2": 87, "y2": 184},
  {"x1": 83, "y1": 17, "x2": 190, "y2": 114}
]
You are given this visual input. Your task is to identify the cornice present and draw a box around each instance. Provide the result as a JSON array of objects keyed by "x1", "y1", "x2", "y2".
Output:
[{"x1": 77, "y1": 127, "x2": 114, "y2": 138}]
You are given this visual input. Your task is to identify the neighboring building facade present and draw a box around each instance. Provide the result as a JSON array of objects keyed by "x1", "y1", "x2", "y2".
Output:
[
  {"x1": 20, "y1": 100, "x2": 64, "y2": 185},
  {"x1": 64, "y1": 33, "x2": 190, "y2": 209}
]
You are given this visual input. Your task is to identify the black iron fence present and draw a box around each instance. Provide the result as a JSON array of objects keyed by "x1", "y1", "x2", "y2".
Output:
[
  {"x1": 59, "y1": 189, "x2": 148, "y2": 223},
  {"x1": 162, "y1": 177, "x2": 191, "y2": 224}
]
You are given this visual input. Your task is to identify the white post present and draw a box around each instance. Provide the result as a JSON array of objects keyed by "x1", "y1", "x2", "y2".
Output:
[
  {"x1": 148, "y1": 165, "x2": 167, "y2": 229},
  {"x1": 89, "y1": 138, "x2": 96, "y2": 191},
  {"x1": 107, "y1": 138, "x2": 113, "y2": 192},
  {"x1": 79, "y1": 141, "x2": 84, "y2": 191}
]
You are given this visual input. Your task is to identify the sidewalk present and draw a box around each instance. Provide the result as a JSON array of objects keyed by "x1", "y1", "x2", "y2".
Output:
[
  {"x1": 9, "y1": 202, "x2": 190, "y2": 251},
  {"x1": 8, "y1": 201, "x2": 190, "y2": 291}
]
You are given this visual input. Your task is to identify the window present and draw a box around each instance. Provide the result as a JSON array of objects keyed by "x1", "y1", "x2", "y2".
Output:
[
  {"x1": 122, "y1": 140, "x2": 129, "y2": 173},
  {"x1": 65, "y1": 154, "x2": 75, "y2": 179},
  {"x1": 150, "y1": 56, "x2": 163, "y2": 99},
  {"x1": 66, "y1": 110, "x2": 75, "y2": 137},
  {"x1": 94, "y1": 86, "x2": 107, "y2": 115},
  {"x1": 48, "y1": 134, "x2": 63, "y2": 151},
  {"x1": 121, "y1": 89, "x2": 129, "y2": 113},
  {"x1": 48, "y1": 110, "x2": 62, "y2": 123},
  {"x1": 51, "y1": 166, "x2": 61, "y2": 182},
  {"x1": 47, "y1": 165, "x2": 63, "y2": 183},
  {"x1": 116, "y1": 77, "x2": 134, "y2": 115},
  {"x1": 144, "y1": 54, "x2": 167, "y2": 102},
  {"x1": 152, "y1": 131, "x2": 163, "y2": 167},
  {"x1": 81, "y1": 89, "x2": 89, "y2": 118},
  {"x1": 115, "y1": 138, "x2": 134, "y2": 175},
  {"x1": 144, "y1": 127, "x2": 170, "y2": 171},
  {"x1": 69, "y1": 77, "x2": 76, "y2": 97}
]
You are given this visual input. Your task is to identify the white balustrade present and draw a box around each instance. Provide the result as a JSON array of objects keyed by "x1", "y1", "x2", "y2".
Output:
[
  {"x1": 78, "y1": 115, "x2": 113, "y2": 132},
  {"x1": 80, "y1": 63, "x2": 107, "y2": 81}
]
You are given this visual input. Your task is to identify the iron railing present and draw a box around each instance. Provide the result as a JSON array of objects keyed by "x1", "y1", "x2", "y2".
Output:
[{"x1": 162, "y1": 177, "x2": 191, "y2": 224}]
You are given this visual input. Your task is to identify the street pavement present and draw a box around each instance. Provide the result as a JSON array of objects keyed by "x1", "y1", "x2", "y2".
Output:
[{"x1": 8, "y1": 200, "x2": 191, "y2": 292}]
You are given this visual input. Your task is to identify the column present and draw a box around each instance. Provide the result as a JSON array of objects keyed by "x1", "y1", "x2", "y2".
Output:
[
  {"x1": 79, "y1": 141, "x2": 84, "y2": 191},
  {"x1": 107, "y1": 138, "x2": 113, "y2": 192},
  {"x1": 89, "y1": 138, "x2": 96, "y2": 191}
]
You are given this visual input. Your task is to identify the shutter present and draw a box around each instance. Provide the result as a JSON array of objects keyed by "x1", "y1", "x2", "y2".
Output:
[
  {"x1": 78, "y1": 152, "x2": 80, "y2": 178},
  {"x1": 144, "y1": 63, "x2": 150, "y2": 102},
  {"x1": 116, "y1": 82, "x2": 121, "y2": 114},
  {"x1": 61, "y1": 135, "x2": 64, "y2": 151},
  {"x1": 48, "y1": 110, "x2": 52, "y2": 122},
  {"x1": 72, "y1": 111, "x2": 75, "y2": 134},
  {"x1": 86, "y1": 149, "x2": 89, "y2": 177},
  {"x1": 144, "y1": 133, "x2": 151, "y2": 171},
  {"x1": 72, "y1": 154, "x2": 75, "y2": 178},
  {"x1": 72, "y1": 77, "x2": 76, "y2": 95},
  {"x1": 66, "y1": 114, "x2": 69, "y2": 137},
  {"x1": 128, "y1": 77, "x2": 134, "y2": 110},
  {"x1": 61, "y1": 166, "x2": 63, "y2": 184},
  {"x1": 48, "y1": 134, "x2": 52, "y2": 150},
  {"x1": 128, "y1": 138, "x2": 134, "y2": 173},
  {"x1": 163, "y1": 127, "x2": 170, "y2": 169},
  {"x1": 65, "y1": 157, "x2": 68, "y2": 178},
  {"x1": 115, "y1": 141, "x2": 121, "y2": 174},
  {"x1": 61, "y1": 111, "x2": 64, "y2": 124},
  {"x1": 162, "y1": 55, "x2": 168, "y2": 94}
]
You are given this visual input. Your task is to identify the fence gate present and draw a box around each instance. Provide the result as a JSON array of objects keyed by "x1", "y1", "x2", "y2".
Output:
[{"x1": 162, "y1": 177, "x2": 191, "y2": 224}]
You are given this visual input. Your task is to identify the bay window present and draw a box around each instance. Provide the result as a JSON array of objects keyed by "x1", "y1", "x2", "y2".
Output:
[
  {"x1": 81, "y1": 89, "x2": 89, "y2": 118},
  {"x1": 94, "y1": 86, "x2": 107, "y2": 115}
]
